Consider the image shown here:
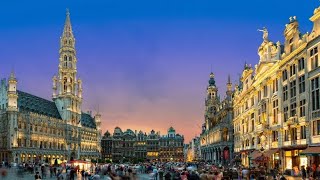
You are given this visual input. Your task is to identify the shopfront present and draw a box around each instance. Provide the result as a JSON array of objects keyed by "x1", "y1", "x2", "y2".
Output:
[{"x1": 300, "y1": 146, "x2": 320, "y2": 166}]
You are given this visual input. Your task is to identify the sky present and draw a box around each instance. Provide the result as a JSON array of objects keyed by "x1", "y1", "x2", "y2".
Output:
[{"x1": 0, "y1": 0, "x2": 318, "y2": 142}]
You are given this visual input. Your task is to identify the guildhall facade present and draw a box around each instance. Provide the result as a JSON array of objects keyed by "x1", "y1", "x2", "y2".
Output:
[{"x1": 233, "y1": 6, "x2": 320, "y2": 171}]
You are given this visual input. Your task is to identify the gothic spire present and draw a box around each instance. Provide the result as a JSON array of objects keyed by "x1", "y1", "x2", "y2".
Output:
[
  {"x1": 62, "y1": 9, "x2": 73, "y2": 38},
  {"x1": 227, "y1": 74, "x2": 231, "y2": 84}
]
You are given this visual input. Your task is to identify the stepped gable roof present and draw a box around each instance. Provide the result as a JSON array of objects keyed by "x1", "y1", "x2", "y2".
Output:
[
  {"x1": 17, "y1": 90, "x2": 61, "y2": 119},
  {"x1": 81, "y1": 113, "x2": 97, "y2": 129}
]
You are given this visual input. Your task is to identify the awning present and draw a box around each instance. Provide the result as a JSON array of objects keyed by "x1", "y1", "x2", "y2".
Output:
[
  {"x1": 264, "y1": 149, "x2": 279, "y2": 156},
  {"x1": 249, "y1": 150, "x2": 262, "y2": 159},
  {"x1": 300, "y1": 146, "x2": 320, "y2": 156}
]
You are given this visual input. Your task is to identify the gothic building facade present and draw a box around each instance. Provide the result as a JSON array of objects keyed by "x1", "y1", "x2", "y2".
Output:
[
  {"x1": 233, "y1": 5, "x2": 320, "y2": 171},
  {"x1": 200, "y1": 73, "x2": 234, "y2": 165},
  {"x1": 0, "y1": 10, "x2": 101, "y2": 164}
]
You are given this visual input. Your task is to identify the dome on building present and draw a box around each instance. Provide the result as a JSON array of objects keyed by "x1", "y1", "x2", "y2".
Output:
[
  {"x1": 124, "y1": 129, "x2": 134, "y2": 135},
  {"x1": 114, "y1": 127, "x2": 123, "y2": 134},
  {"x1": 168, "y1": 127, "x2": 175, "y2": 132}
]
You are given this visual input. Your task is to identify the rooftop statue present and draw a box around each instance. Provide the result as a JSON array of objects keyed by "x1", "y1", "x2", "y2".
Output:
[{"x1": 258, "y1": 27, "x2": 268, "y2": 42}]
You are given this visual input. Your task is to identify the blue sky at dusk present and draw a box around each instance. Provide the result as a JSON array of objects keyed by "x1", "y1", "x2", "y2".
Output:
[{"x1": 0, "y1": 0, "x2": 318, "y2": 141}]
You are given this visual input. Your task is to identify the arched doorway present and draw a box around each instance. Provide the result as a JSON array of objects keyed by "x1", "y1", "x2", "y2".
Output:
[{"x1": 223, "y1": 146, "x2": 230, "y2": 164}]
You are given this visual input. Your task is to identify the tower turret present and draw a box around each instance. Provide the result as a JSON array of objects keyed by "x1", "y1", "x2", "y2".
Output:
[
  {"x1": 7, "y1": 71, "x2": 18, "y2": 148},
  {"x1": 8, "y1": 71, "x2": 18, "y2": 111},
  {"x1": 53, "y1": 9, "x2": 82, "y2": 125},
  {"x1": 204, "y1": 72, "x2": 219, "y2": 130},
  {"x1": 226, "y1": 75, "x2": 232, "y2": 100}
]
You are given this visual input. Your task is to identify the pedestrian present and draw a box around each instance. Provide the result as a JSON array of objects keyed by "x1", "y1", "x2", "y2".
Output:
[
  {"x1": 35, "y1": 171, "x2": 42, "y2": 180},
  {"x1": 301, "y1": 165, "x2": 306, "y2": 180},
  {"x1": 57, "y1": 169, "x2": 64, "y2": 180}
]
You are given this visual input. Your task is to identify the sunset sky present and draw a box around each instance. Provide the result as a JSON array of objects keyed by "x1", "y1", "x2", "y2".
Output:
[{"x1": 0, "y1": 0, "x2": 318, "y2": 142}]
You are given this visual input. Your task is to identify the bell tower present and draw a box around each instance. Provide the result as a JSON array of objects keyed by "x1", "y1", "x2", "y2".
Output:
[
  {"x1": 53, "y1": 9, "x2": 82, "y2": 125},
  {"x1": 204, "y1": 72, "x2": 219, "y2": 130}
]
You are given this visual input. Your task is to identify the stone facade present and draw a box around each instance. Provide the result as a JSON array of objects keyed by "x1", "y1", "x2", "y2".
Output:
[
  {"x1": 200, "y1": 73, "x2": 234, "y2": 165},
  {"x1": 0, "y1": 10, "x2": 101, "y2": 164},
  {"x1": 185, "y1": 137, "x2": 201, "y2": 162},
  {"x1": 158, "y1": 127, "x2": 184, "y2": 162},
  {"x1": 101, "y1": 127, "x2": 184, "y2": 162},
  {"x1": 233, "y1": 6, "x2": 320, "y2": 171}
]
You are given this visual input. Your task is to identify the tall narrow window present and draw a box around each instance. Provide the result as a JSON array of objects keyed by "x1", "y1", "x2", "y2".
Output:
[
  {"x1": 298, "y1": 58, "x2": 305, "y2": 71},
  {"x1": 290, "y1": 102, "x2": 297, "y2": 117},
  {"x1": 311, "y1": 77, "x2": 320, "y2": 111},
  {"x1": 64, "y1": 55, "x2": 68, "y2": 67},
  {"x1": 289, "y1": 38, "x2": 294, "y2": 52},
  {"x1": 273, "y1": 100, "x2": 279, "y2": 124},
  {"x1": 299, "y1": 75, "x2": 305, "y2": 93},
  {"x1": 283, "y1": 85, "x2": 288, "y2": 101},
  {"x1": 284, "y1": 130, "x2": 289, "y2": 141},
  {"x1": 299, "y1": 99, "x2": 306, "y2": 117},
  {"x1": 282, "y1": 70, "x2": 288, "y2": 81},
  {"x1": 290, "y1": 64, "x2": 296, "y2": 77},
  {"x1": 284, "y1": 106, "x2": 289, "y2": 122},
  {"x1": 310, "y1": 47, "x2": 319, "y2": 70},
  {"x1": 64, "y1": 77, "x2": 67, "y2": 92},
  {"x1": 300, "y1": 126, "x2": 306, "y2": 139},
  {"x1": 263, "y1": 85, "x2": 267, "y2": 97},
  {"x1": 290, "y1": 80, "x2": 296, "y2": 98},
  {"x1": 291, "y1": 128, "x2": 297, "y2": 141}
]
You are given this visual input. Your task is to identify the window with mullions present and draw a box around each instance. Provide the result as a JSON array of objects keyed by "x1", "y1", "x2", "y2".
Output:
[
  {"x1": 273, "y1": 100, "x2": 279, "y2": 124},
  {"x1": 284, "y1": 106, "x2": 289, "y2": 122},
  {"x1": 310, "y1": 47, "x2": 319, "y2": 70},
  {"x1": 290, "y1": 80, "x2": 296, "y2": 98},
  {"x1": 284, "y1": 130, "x2": 289, "y2": 141},
  {"x1": 299, "y1": 99, "x2": 306, "y2": 117},
  {"x1": 282, "y1": 70, "x2": 288, "y2": 81},
  {"x1": 291, "y1": 128, "x2": 297, "y2": 140},
  {"x1": 299, "y1": 75, "x2": 305, "y2": 93},
  {"x1": 298, "y1": 58, "x2": 305, "y2": 71},
  {"x1": 290, "y1": 64, "x2": 296, "y2": 77},
  {"x1": 313, "y1": 120, "x2": 320, "y2": 136},
  {"x1": 290, "y1": 103, "x2": 297, "y2": 117},
  {"x1": 311, "y1": 77, "x2": 320, "y2": 111},
  {"x1": 283, "y1": 85, "x2": 288, "y2": 101}
]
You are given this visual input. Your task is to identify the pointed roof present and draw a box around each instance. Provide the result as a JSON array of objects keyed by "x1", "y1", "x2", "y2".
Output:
[
  {"x1": 9, "y1": 70, "x2": 16, "y2": 80},
  {"x1": 227, "y1": 74, "x2": 231, "y2": 84},
  {"x1": 62, "y1": 9, "x2": 73, "y2": 38}
]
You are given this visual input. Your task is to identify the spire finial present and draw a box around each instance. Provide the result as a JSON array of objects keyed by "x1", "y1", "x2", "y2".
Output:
[
  {"x1": 10, "y1": 68, "x2": 15, "y2": 80},
  {"x1": 62, "y1": 8, "x2": 73, "y2": 38},
  {"x1": 66, "y1": 8, "x2": 70, "y2": 16},
  {"x1": 228, "y1": 74, "x2": 231, "y2": 84}
]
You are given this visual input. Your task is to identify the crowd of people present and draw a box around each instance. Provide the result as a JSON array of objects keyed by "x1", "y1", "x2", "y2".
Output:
[{"x1": 2, "y1": 160, "x2": 320, "y2": 179}]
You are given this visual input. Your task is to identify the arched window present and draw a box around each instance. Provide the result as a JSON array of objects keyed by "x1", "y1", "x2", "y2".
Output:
[
  {"x1": 69, "y1": 56, "x2": 73, "y2": 68},
  {"x1": 63, "y1": 77, "x2": 67, "y2": 92},
  {"x1": 252, "y1": 137, "x2": 255, "y2": 146},
  {"x1": 64, "y1": 55, "x2": 68, "y2": 67},
  {"x1": 70, "y1": 78, "x2": 73, "y2": 92}
]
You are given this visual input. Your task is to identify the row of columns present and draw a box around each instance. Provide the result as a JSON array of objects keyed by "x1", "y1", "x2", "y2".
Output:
[
  {"x1": 14, "y1": 152, "x2": 66, "y2": 164},
  {"x1": 201, "y1": 146, "x2": 232, "y2": 165}
]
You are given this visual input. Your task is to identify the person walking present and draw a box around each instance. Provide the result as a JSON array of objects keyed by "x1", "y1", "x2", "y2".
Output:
[{"x1": 301, "y1": 166, "x2": 306, "y2": 180}]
